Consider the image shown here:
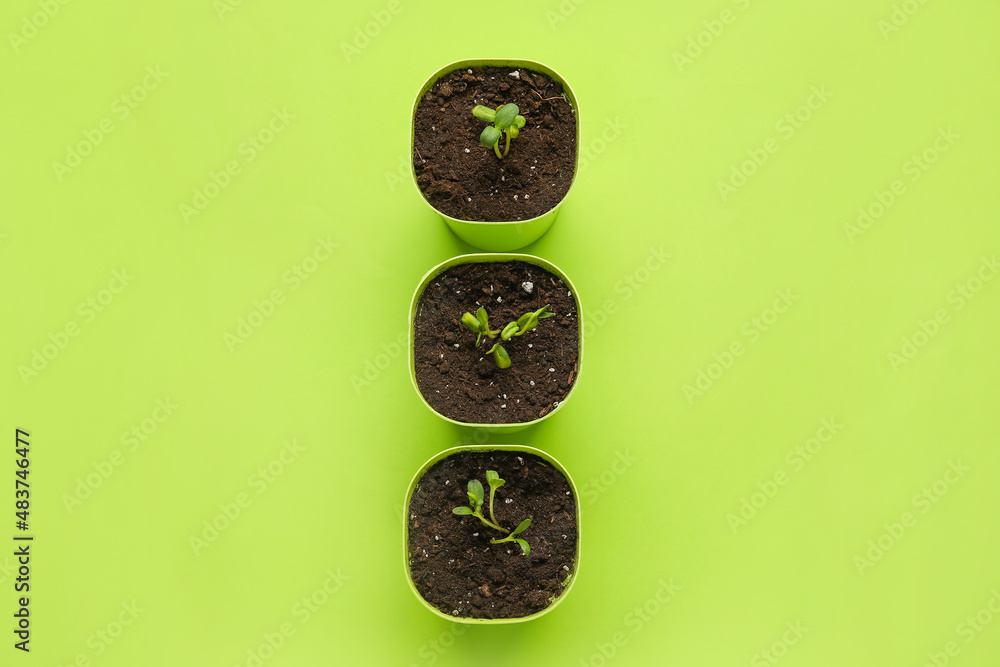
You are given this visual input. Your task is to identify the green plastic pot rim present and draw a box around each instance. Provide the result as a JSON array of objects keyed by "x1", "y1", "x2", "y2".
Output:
[
  {"x1": 402, "y1": 444, "x2": 581, "y2": 624},
  {"x1": 410, "y1": 58, "x2": 581, "y2": 227},
  {"x1": 408, "y1": 253, "x2": 584, "y2": 432}
]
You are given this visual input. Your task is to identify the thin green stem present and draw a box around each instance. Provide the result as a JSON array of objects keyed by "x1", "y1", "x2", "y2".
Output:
[
  {"x1": 488, "y1": 486, "x2": 499, "y2": 527},
  {"x1": 503, "y1": 131, "x2": 511, "y2": 157},
  {"x1": 491, "y1": 532, "x2": 530, "y2": 555},
  {"x1": 473, "y1": 510, "x2": 506, "y2": 534},
  {"x1": 493, "y1": 140, "x2": 503, "y2": 160}
]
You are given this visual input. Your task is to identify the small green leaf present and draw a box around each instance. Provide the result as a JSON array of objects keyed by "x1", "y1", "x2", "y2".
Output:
[
  {"x1": 452, "y1": 506, "x2": 473, "y2": 515},
  {"x1": 480, "y1": 126, "x2": 501, "y2": 148},
  {"x1": 515, "y1": 313, "x2": 538, "y2": 335},
  {"x1": 476, "y1": 307, "x2": 490, "y2": 331},
  {"x1": 495, "y1": 104, "x2": 519, "y2": 130},
  {"x1": 486, "y1": 470, "x2": 506, "y2": 489},
  {"x1": 515, "y1": 539, "x2": 530, "y2": 555},
  {"x1": 513, "y1": 115, "x2": 526, "y2": 129},
  {"x1": 516, "y1": 305, "x2": 555, "y2": 335},
  {"x1": 501, "y1": 321, "x2": 519, "y2": 340},
  {"x1": 472, "y1": 105, "x2": 496, "y2": 122},
  {"x1": 508, "y1": 125, "x2": 519, "y2": 140},
  {"x1": 511, "y1": 518, "x2": 532, "y2": 536},
  {"x1": 461, "y1": 312, "x2": 482, "y2": 333},
  {"x1": 491, "y1": 344, "x2": 511, "y2": 369},
  {"x1": 468, "y1": 479, "x2": 485, "y2": 506}
]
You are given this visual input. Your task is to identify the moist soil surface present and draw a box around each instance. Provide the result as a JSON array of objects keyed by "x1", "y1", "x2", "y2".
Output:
[
  {"x1": 407, "y1": 450, "x2": 578, "y2": 620},
  {"x1": 413, "y1": 261, "x2": 579, "y2": 424},
  {"x1": 413, "y1": 65, "x2": 577, "y2": 222}
]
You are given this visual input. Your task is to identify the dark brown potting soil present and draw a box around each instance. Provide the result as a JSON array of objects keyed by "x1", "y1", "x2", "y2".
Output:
[
  {"x1": 413, "y1": 261, "x2": 579, "y2": 424},
  {"x1": 407, "y1": 450, "x2": 578, "y2": 620},
  {"x1": 413, "y1": 66, "x2": 577, "y2": 222}
]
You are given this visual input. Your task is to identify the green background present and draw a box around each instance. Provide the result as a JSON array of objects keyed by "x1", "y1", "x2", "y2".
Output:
[{"x1": 2, "y1": 0, "x2": 998, "y2": 665}]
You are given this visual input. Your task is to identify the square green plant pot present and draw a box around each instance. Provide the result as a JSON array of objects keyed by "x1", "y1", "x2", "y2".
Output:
[
  {"x1": 409, "y1": 253, "x2": 584, "y2": 433},
  {"x1": 403, "y1": 444, "x2": 581, "y2": 624},
  {"x1": 411, "y1": 58, "x2": 580, "y2": 252}
]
